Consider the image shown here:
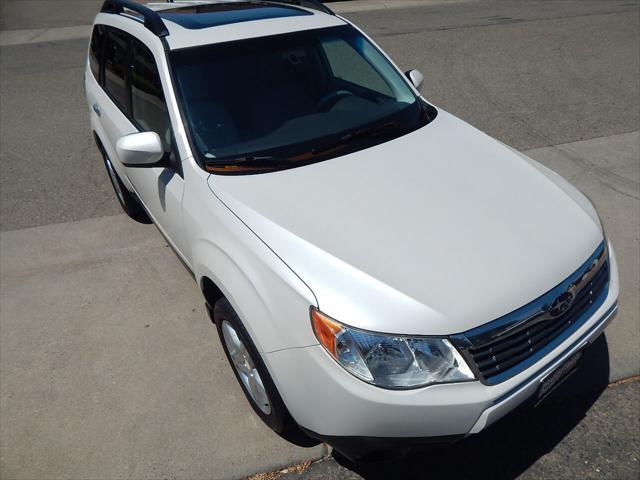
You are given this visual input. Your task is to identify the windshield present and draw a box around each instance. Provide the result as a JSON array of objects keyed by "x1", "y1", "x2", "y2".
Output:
[{"x1": 170, "y1": 25, "x2": 435, "y2": 174}]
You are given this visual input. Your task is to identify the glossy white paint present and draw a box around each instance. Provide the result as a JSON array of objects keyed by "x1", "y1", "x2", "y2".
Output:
[
  {"x1": 116, "y1": 131, "x2": 164, "y2": 166},
  {"x1": 264, "y1": 251, "x2": 618, "y2": 437},
  {"x1": 209, "y1": 110, "x2": 603, "y2": 336},
  {"x1": 406, "y1": 69, "x2": 424, "y2": 91},
  {"x1": 145, "y1": 2, "x2": 347, "y2": 50},
  {"x1": 181, "y1": 156, "x2": 320, "y2": 352},
  {"x1": 85, "y1": 2, "x2": 619, "y2": 442}
]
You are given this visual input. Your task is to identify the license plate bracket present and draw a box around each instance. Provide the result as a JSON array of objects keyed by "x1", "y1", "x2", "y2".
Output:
[{"x1": 535, "y1": 349, "x2": 584, "y2": 406}]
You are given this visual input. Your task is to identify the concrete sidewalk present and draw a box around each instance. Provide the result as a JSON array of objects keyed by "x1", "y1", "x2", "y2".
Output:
[
  {"x1": 1, "y1": 132, "x2": 638, "y2": 479},
  {"x1": 0, "y1": 216, "x2": 326, "y2": 479},
  {"x1": 525, "y1": 132, "x2": 640, "y2": 381}
]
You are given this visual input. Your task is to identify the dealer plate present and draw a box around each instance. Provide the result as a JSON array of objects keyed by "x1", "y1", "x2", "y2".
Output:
[{"x1": 535, "y1": 349, "x2": 584, "y2": 406}]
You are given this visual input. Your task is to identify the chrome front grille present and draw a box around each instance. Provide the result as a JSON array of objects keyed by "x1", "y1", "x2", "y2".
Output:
[{"x1": 451, "y1": 242, "x2": 609, "y2": 385}]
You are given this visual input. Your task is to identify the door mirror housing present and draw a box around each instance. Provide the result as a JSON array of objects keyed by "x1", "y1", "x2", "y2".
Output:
[
  {"x1": 405, "y1": 69, "x2": 424, "y2": 92},
  {"x1": 116, "y1": 131, "x2": 164, "y2": 167}
]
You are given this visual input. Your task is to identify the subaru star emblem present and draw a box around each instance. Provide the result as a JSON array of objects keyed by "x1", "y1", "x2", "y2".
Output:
[{"x1": 548, "y1": 289, "x2": 575, "y2": 318}]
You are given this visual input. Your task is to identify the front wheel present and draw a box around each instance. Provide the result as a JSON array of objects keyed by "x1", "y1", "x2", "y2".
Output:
[{"x1": 214, "y1": 298, "x2": 306, "y2": 440}]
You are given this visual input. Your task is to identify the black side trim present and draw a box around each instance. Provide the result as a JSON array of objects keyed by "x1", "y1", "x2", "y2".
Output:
[{"x1": 299, "y1": 426, "x2": 464, "y2": 461}]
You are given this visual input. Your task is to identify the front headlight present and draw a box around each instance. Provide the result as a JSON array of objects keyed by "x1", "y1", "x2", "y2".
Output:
[{"x1": 311, "y1": 308, "x2": 475, "y2": 389}]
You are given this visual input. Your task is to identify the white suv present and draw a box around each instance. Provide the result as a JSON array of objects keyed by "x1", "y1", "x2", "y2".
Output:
[{"x1": 86, "y1": 0, "x2": 619, "y2": 460}]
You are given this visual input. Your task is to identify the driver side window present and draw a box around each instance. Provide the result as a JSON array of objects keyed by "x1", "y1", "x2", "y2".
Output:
[{"x1": 131, "y1": 39, "x2": 172, "y2": 154}]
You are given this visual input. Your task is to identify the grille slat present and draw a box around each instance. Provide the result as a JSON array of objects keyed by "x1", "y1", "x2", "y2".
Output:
[
  {"x1": 475, "y1": 319, "x2": 566, "y2": 369},
  {"x1": 464, "y1": 257, "x2": 609, "y2": 384},
  {"x1": 473, "y1": 267, "x2": 609, "y2": 365},
  {"x1": 471, "y1": 264, "x2": 609, "y2": 361},
  {"x1": 488, "y1": 318, "x2": 572, "y2": 372}
]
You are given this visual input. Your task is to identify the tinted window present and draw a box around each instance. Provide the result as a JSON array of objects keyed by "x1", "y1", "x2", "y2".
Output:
[
  {"x1": 131, "y1": 40, "x2": 172, "y2": 152},
  {"x1": 89, "y1": 25, "x2": 104, "y2": 83},
  {"x1": 158, "y1": 4, "x2": 311, "y2": 29},
  {"x1": 170, "y1": 25, "x2": 427, "y2": 174},
  {"x1": 322, "y1": 37, "x2": 393, "y2": 97},
  {"x1": 104, "y1": 28, "x2": 130, "y2": 112}
]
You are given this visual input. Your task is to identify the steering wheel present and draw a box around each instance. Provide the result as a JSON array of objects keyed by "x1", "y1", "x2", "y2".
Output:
[{"x1": 314, "y1": 89, "x2": 354, "y2": 113}]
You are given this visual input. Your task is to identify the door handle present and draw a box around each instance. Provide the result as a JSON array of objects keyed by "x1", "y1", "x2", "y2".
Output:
[{"x1": 92, "y1": 103, "x2": 101, "y2": 117}]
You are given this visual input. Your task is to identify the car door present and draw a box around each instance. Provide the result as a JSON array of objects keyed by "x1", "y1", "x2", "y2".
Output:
[
  {"x1": 124, "y1": 37, "x2": 186, "y2": 256},
  {"x1": 91, "y1": 26, "x2": 186, "y2": 257},
  {"x1": 88, "y1": 25, "x2": 136, "y2": 183}
]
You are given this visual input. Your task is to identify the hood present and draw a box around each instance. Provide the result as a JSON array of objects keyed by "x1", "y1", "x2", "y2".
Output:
[{"x1": 208, "y1": 110, "x2": 603, "y2": 335}]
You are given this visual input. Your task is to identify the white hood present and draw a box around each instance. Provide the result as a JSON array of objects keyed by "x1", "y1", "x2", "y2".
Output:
[{"x1": 208, "y1": 110, "x2": 603, "y2": 335}]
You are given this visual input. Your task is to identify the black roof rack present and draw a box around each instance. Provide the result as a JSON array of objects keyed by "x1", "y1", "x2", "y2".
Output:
[
  {"x1": 100, "y1": 0, "x2": 334, "y2": 40},
  {"x1": 101, "y1": 0, "x2": 170, "y2": 37}
]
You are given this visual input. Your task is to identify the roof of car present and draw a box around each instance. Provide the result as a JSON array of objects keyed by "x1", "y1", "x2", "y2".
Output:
[
  {"x1": 151, "y1": 1, "x2": 315, "y2": 29},
  {"x1": 133, "y1": 1, "x2": 346, "y2": 50}
]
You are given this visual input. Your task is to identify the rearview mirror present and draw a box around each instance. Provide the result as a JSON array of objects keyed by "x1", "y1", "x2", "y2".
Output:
[
  {"x1": 116, "y1": 131, "x2": 164, "y2": 167},
  {"x1": 405, "y1": 69, "x2": 424, "y2": 92}
]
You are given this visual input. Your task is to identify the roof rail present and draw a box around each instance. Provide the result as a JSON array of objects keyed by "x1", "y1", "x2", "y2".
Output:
[
  {"x1": 262, "y1": 1, "x2": 335, "y2": 15},
  {"x1": 164, "y1": 0, "x2": 334, "y2": 15},
  {"x1": 101, "y1": 0, "x2": 170, "y2": 37},
  {"x1": 162, "y1": 0, "x2": 333, "y2": 15}
]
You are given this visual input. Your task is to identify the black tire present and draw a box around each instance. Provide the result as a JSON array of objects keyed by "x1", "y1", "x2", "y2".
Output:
[
  {"x1": 213, "y1": 298, "x2": 313, "y2": 444},
  {"x1": 101, "y1": 152, "x2": 150, "y2": 224}
]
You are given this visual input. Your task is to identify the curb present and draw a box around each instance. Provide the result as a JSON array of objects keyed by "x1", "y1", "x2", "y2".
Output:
[
  {"x1": 0, "y1": 25, "x2": 91, "y2": 47},
  {"x1": 331, "y1": 0, "x2": 468, "y2": 14}
]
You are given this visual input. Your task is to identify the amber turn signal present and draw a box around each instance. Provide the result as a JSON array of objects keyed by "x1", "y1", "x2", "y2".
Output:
[{"x1": 310, "y1": 307, "x2": 343, "y2": 358}]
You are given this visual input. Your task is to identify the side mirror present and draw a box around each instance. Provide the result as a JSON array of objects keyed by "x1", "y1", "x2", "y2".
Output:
[
  {"x1": 116, "y1": 131, "x2": 164, "y2": 167},
  {"x1": 405, "y1": 69, "x2": 424, "y2": 92}
]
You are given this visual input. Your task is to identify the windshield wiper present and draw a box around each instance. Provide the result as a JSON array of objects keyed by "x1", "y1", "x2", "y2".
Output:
[
  {"x1": 310, "y1": 121, "x2": 412, "y2": 157},
  {"x1": 341, "y1": 122, "x2": 408, "y2": 142},
  {"x1": 205, "y1": 155, "x2": 289, "y2": 173},
  {"x1": 204, "y1": 122, "x2": 415, "y2": 173}
]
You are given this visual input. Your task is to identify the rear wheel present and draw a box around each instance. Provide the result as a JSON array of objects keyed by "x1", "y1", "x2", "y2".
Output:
[{"x1": 102, "y1": 152, "x2": 150, "y2": 223}]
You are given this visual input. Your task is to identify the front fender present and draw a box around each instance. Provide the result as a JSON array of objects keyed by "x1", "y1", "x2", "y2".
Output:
[
  {"x1": 183, "y1": 155, "x2": 319, "y2": 352},
  {"x1": 192, "y1": 236, "x2": 319, "y2": 353},
  {"x1": 185, "y1": 152, "x2": 321, "y2": 355}
]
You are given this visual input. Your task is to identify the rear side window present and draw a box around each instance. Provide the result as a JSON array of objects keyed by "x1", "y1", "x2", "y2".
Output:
[
  {"x1": 104, "y1": 28, "x2": 130, "y2": 112},
  {"x1": 89, "y1": 25, "x2": 104, "y2": 82},
  {"x1": 131, "y1": 40, "x2": 172, "y2": 152}
]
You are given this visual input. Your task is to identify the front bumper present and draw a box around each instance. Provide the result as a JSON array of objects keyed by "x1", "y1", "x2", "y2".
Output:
[{"x1": 262, "y1": 242, "x2": 619, "y2": 446}]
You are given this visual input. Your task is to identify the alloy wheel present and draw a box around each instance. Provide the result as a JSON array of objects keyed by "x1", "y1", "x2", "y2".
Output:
[{"x1": 221, "y1": 320, "x2": 272, "y2": 415}]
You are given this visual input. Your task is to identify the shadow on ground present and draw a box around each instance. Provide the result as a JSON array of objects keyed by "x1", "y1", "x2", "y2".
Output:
[{"x1": 334, "y1": 334, "x2": 611, "y2": 480}]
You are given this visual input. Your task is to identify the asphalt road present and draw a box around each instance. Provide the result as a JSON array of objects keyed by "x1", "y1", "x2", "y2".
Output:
[
  {"x1": 0, "y1": 0, "x2": 638, "y2": 231},
  {"x1": 1, "y1": 1, "x2": 639, "y2": 479},
  {"x1": 0, "y1": 0, "x2": 106, "y2": 30}
]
